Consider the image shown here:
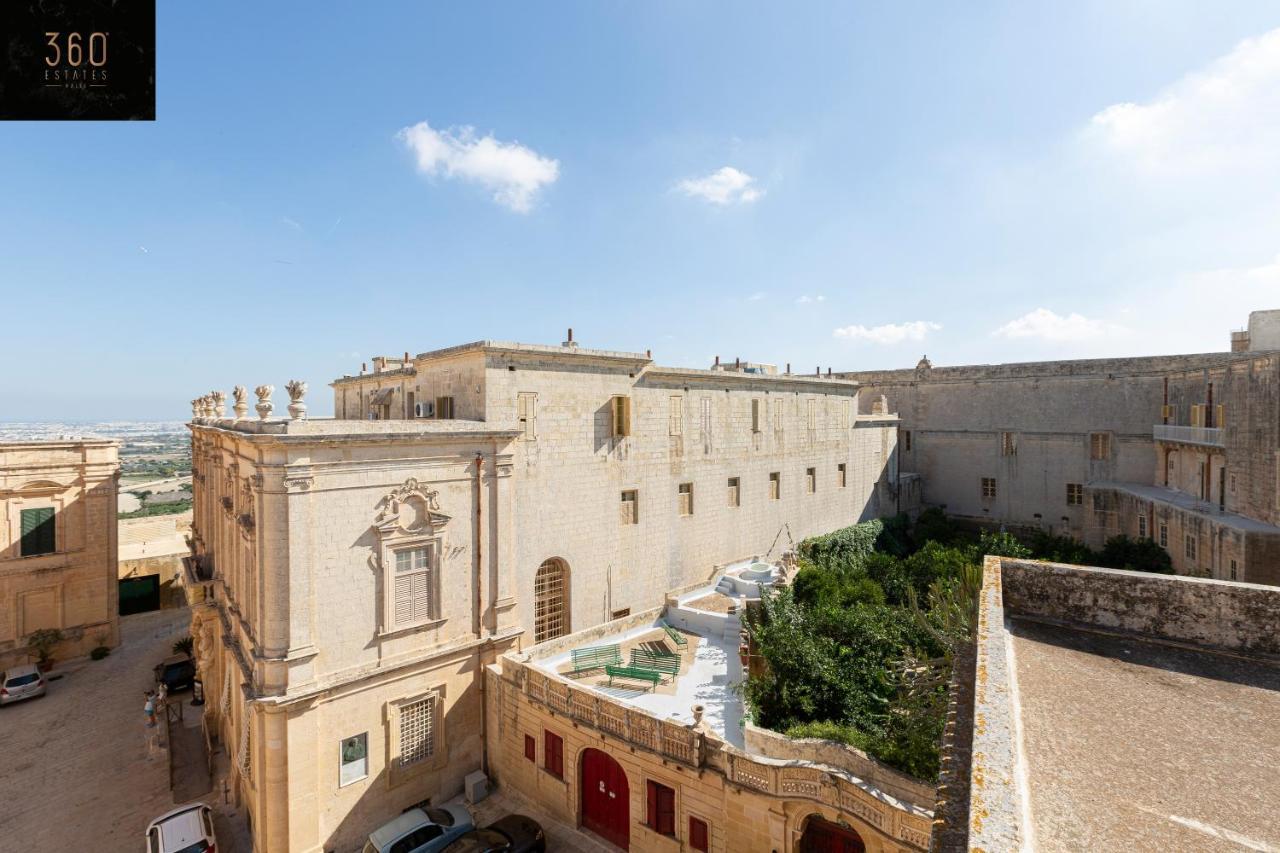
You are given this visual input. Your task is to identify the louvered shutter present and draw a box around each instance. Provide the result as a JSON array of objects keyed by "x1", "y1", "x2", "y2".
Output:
[
  {"x1": 394, "y1": 575, "x2": 415, "y2": 625},
  {"x1": 20, "y1": 507, "x2": 55, "y2": 556}
]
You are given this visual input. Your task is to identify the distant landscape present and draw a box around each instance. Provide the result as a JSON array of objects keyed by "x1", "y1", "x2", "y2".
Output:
[{"x1": 0, "y1": 421, "x2": 192, "y2": 517}]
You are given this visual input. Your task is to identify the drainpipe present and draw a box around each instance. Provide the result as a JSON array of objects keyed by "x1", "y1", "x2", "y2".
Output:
[{"x1": 473, "y1": 450, "x2": 490, "y2": 778}]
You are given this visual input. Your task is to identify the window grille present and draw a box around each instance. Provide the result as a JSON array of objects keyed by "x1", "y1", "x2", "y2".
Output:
[
  {"x1": 399, "y1": 695, "x2": 436, "y2": 767},
  {"x1": 533, "y1": 559, "x2": 568, "y2": 644},
  {"x1": 1066, "y1": 483, "x2": 1083, "y2": 506},
  {"x1": 981, "y1": 477, "x2": 997, "y2": 499}
]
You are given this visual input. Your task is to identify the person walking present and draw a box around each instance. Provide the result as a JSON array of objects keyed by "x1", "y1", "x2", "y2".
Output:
[{"x1": 144, "y1": 691, "x2": 157, "y2": 728}]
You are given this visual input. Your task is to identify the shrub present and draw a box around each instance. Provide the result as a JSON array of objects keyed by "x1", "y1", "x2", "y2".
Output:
[
  {"x1": 798, "y1": 519, "x2": 885, "y2": 566},
  {"x1": 172, "y1": 636, "x2": 194, "y2": 657},
  {"x1": 911, "y1": 507, "x2": 957, "y2": 547},
  {"x1": 977, "y1": 530, "x2": 1031, "y2": 559},
  {"x1": 785, "y1": 720, "x2": 873, "y2": 750},
  {"x1": 27, "y1": 628, "x2": 63, "y2": 666},
  {"x1": 1027, "y1": 531, "x2": 1097, "y2": 565},
  {"x1": 90, "y1": 646, "x2": 110, "y2": 660},
  {"x1": 1097, "y1": 535, "x2": 1174, "y2": 574}
]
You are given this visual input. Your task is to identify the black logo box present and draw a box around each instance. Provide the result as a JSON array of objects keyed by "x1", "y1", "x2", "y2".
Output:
[{"x1": 1, "y1": 0, "x2": 155, "y2": 121}]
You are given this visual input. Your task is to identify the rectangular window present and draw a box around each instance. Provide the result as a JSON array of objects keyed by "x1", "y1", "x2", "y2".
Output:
[
  {"x1": 837, "y1": 463, "x2": 847, "y2": 488},
  {"x1": 840, "y1": 399, "x2": 851, "y2": 429},
  {"x1": 19, "y1": 507, "x2": 56, "y2": 557},
  {"x1": 611, "y1": 607, "x2": 631, "y2": 620},
  {"x1": 769, "y1": 472, "x2": 780, "y2": 500},
  {"x1": 1159, "y1": 524, "x2": 1168, "y2": 548},
  {"x1": 1138, "y1": 515, "x2": 1148, "y2": 539},
  {"x1": 611, "y1": 395, "x2": 632, "y2": 437},
  {"x1": 1185, "y1": 535, "x2": 1197, "y2": 561},
  {"x1": 544, "y1": 731, "x2": 563, "y2": 778},
  {"x1": 1230, "y1": 559, "x2": 1238, "y2": 581},
  {"x1": 751, "y1": 399, "x2": 761, "y2": 433},
  {"x1": 1000, "y1": 431, "x2": 1016, "y2": 456},
  {"x1": 806, "y1": 398, "x2": 817, "y2": 430},
  {"x1": 689, "y1": 817, "x2": 709, "y2": 852},
  {"x1": 806, "y1": 467, "x2": 816, "y2": 494},
  {"x1": 399, "y1": 695, "x2": 436, "y2": 767},
  {"x1": 727, "y1": 477, "x2": 740, "y2": 507},
  {"x1": 517, "y1": 392, "x2": 537, "y2": 440},
  {"x1": 393, "y1": 546, "x2": 434, "y2": 627},
  {"x1": 339, "y1": 733, "x2": 368, "y2": 787},
  {"x1": 678, "y1": 483, "x2": 694, "y2": 516},
  {"x1": 1090, "y1": 432, "x2": 1111, "y2": 460},
  {"x1": 524, "y1": 734, "x2": 536, "y2": 762},
  {"x1": 981, "y1": 477, "x2": 997, "y2": 500},
  {"x1": 669, "y1": 396, "x2": 683, "y2": 436},
  {"x1": 1217, "y1": 404, "x2": 1226, "y2": 430},
  {"x1": 435, "y1": 396, "x2": 455, "y2": 419},
  {"x1": 646, "y1": 780, "x2": 676, "y2": 836},
  {"x1": 1066, "y1": 483, "x2": 1083, "y2": 506},
  {"x1": 620, "y1": 490, "x2": 639, "y2": 525},
  {"x1": 903, "y1": 430, "x2": 912, "y2": 451}
]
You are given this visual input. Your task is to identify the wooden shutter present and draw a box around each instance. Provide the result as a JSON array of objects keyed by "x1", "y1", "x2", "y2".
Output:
[
  {"x1": 412, "y1": 573, "x2": 431, "y2": 623},
  {"x1": 394, "y1": 575, "x2": 415, "y2": 625},
  {"x1": 690, "y1": 817, "x2": 709, "y2": 852},
  {"x1": 20, "y1": 507, "x2": 56, "y2": 556},
  {"x1": 544, "y1": 731, "x2": 563, "y2": 777},
  {"x1": 524, "y1": 734, "x2": 536, "y2": 762}
]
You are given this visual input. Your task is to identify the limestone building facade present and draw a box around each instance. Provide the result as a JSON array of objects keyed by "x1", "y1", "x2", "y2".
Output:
[
  {"x1": 0, "y1": 439, "x2": 120, "y2": 669},
  {"x1": 185, "y1": 341, "x2": 901, "y2": 852}
]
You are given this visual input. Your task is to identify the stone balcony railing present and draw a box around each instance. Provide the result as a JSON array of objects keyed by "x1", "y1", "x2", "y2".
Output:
[
  {"x1": 1153, "y1": 424, "x2": 1224, "y2": 447},
  {"x1": 507, "y1": 658, "x2": 934, "y2": 850}
]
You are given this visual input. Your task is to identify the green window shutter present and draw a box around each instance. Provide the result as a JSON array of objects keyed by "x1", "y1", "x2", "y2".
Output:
[{"x1": 20, "y1": 507, "x2": 56, "y2": 556}]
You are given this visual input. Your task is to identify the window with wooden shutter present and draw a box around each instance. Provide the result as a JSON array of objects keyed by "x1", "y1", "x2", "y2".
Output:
[
  {"x1": 611, "y1": 395, "x2": 632, "y2": 437},
  {"x1": 669, "y1": 396, "x2": 683, "y2": 435},
  {"x1": 769, "y1": 472, "x2": 780, "y2": 500},
  {"x1": 1066, "y1": 483, "x2": 1083, "y2": 506},
  {"x1": 807, "y1": 398, "x2": 817, "y2": 430},
  {"x1": 517, "y1": 392, "x2": 537, "y2": 439},
  {"x1": 806, "y1": 467, "x2": 816, "y2": 493},
  {"x1": 393, "y1": 546, "x2": 433, "y2": 627},
  {"x1": 727, "y1": 477, "x2": 740, "y2": 507},
  {"x1": 620, "y1": 490, "x2": 638, "y2": 525},
  {"x1": 903, "y1": 430, "x2": 912, "y2": 451},
  {"x1": 1090, "y1": 432, "x2": 1110, "y2": 460},
  {"x1": 689, "y1": 817, "x2": 709, "y2": 851},
  {"x1": 20, "y1": 507, "x2": 56, "y2": 557},
  {"x1": 435, "y1": 396, "x2": 455, "y2": 419},
  {"x1": 678, "y1": 483, "x2": 693, "y2": 516},
  {"x1": 646, "y1": 780, "x2": 675, "y2": 835},
  {"x1": 1001, "y1": 432, "x2": 1017, "y2": 456},
  {"x1": 751, "y1": 399, "x2": 761, "y2": 433},
  {"x1": 837, "y1": 463, "x2": 847, "y2": 488},
  {"x1": 524, "y1": 734, "x2": 536, "y2": 762},
  {"x1": 544, "y1": 730, "x2": 563, "y2": 778},
  {"x1": 981, "y1": 477, "x2": 997, "y2": 499}
]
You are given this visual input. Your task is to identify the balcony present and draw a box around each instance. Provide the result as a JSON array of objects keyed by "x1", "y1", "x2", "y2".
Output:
[{"x1": 1153, "y1": 424, "x2": 1224, "y2": 448}]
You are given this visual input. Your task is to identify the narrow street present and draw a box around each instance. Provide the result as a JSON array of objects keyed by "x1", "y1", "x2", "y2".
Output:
[{"x1": 0, "y1": 608, "x2": 189, "y2": 851}]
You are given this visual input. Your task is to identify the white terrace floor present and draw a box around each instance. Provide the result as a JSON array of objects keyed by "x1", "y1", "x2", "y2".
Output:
[{"x1": 536, "y1": 619, "x2": 747, "y2": 749}]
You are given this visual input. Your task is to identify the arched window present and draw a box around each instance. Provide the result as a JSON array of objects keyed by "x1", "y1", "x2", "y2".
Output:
[{"x1": 533, "y1": 558, "x2": 569, "y2": 644}]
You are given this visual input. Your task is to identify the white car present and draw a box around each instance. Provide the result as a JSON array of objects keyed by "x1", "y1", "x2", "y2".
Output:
[
  {"x1": 145, "y1": 803, "x2": 217, "y2": 853},
  {"x1": 0, "y1": 664, "x2": 47, "y2": 705}
]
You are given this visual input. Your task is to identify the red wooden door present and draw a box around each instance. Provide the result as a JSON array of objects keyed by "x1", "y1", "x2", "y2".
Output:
[
  {"x1": 800, "y1": 816, "x2": 866, "y2": 853},
  {"x1": 581, "y1": 748, "x2": 630, "y2": 849}
]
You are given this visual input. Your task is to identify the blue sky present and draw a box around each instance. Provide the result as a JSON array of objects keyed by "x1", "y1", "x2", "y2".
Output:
[{"x1": 3, "y1": 2, "x2": 1280, "y2": 420}]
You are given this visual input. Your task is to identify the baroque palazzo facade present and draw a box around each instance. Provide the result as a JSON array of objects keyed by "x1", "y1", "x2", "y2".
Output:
[{"x1": 185, "y1": 340, "x2": 901, "y2": 852}]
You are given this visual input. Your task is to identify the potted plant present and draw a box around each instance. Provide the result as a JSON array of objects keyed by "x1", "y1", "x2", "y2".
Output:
[
  {"x1": 173, "y1": 636, "x2": 194, "y2": 657},
  {"x1": 28, "y1": 628, "x2": 63, "y2": 672}
]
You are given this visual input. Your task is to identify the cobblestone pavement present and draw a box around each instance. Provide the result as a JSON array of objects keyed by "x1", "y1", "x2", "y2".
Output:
[{"x1": 0, "y1": 608, "x2": 191, "y2": 852}]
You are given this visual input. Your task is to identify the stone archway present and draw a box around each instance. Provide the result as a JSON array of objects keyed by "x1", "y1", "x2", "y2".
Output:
[
  {"x1": 580, "y1": 747, "x2": 629, "y2": 849},
  {"x1": 798, "y1": 814, "x2": 866, "y2": 853}
]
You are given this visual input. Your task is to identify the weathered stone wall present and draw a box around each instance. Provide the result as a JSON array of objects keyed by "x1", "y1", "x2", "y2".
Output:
[
  {"x1": 999, "y1": 558, "x2": 1280, "y2": 656},
  {"x1": 0, "y1": 440, "x2": 120, "y2": 668}
]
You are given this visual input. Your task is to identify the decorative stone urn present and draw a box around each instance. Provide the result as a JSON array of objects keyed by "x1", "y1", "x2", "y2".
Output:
[
  {"x1": 232, "y1": 386, "x2": 249, "y2": 420},
  {"x1": 254, "y1": 385, "x2": 274, "y2": 421},
  {"x1": 211, "y1": 390, "x2": 226, "y2": 419},
  {"x1": 285, "y1": 379, "x2": 308, "y2": 421}
]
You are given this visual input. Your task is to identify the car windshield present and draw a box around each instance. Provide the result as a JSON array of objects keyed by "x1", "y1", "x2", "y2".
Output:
[
  {"x1": 425, "y1": 808, "x2": 454, "y2": 826},
  {"x1": 165, "y1": 663, "x2": 190, "y2": 677},
  {"x1": 6, "y1": 673, "x2": 39, "y2": 687},
  {"x1": 174, "y1": 842, "x2": 208, "y2": 853},
  {"x1": 446, "y1": 829, "x2": 508, "y2": 853}
]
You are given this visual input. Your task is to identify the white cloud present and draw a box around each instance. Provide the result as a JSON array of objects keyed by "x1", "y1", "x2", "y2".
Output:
[
  {"x1": 397, "y1": 121, "x2": 559, "y2": 213},
  {"x1": 833, "y1": 321, "x2": 940, "y2": 345},
  {"x1": 676, "y1": 167, "x2": 764, "y2": 205},
  {"x1": 746, "y1": 291, "x2": 767, "y2": 302},
  {"x1": 1083, "y1": 28, "x2": 1280, "y2": 180},
  {"x1": 796, "y1": 295, "x2": 826, "y2": 304},
  {"x1": 282, "y1": 216, "x2": 304, "y2": 233},
  {"x1": 991, "y1": 308, "x2": 1121, "y2": 342}
]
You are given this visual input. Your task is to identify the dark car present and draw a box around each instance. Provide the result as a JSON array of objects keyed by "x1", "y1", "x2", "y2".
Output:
[
  {"x1": 154, "y1": 654, "x2": 196, "y2": 693},
  {"x1": 441, "y1": 815, "x2": 546, "y2": 853}
]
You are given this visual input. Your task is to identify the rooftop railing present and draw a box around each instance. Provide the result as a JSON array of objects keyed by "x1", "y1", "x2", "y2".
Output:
[{"x1": 1153, "y1": 424, "x2": 1224, "y2": 447}]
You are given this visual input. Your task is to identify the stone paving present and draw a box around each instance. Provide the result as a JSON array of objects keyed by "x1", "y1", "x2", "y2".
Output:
[
  {"x1": 0, "y1": 607, "x2": 190, "y2": 852},
  {"x1": 449, "y1": 782, "x2": 615, "y2": 853}
]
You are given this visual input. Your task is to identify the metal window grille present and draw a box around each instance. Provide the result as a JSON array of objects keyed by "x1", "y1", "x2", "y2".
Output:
[
  {"x1": 982, "y1": 477, "x2": 997, "y2": 499},
  {"x1": 399, "y1": 695, "x2": 436, "y2": 767},
  {"x1": 533, "y1": 560, "x2": 567, "y2": 644}
]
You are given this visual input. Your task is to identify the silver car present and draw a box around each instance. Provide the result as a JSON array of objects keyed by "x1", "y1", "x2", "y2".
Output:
[
  {"x1": 145, "y1": 802, "x2": 217, "y2": 853},
  {"x1": 0, "y1": 664, "x2": 46, "y2": 705}
]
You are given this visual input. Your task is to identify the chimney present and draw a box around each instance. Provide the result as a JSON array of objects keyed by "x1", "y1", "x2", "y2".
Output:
[
  {"x1": 786, "y1": 363, "x2": 791, "y2": 375},
  {"x1": 735, "y1": 357, "x2": 741, "y2": 370},
  {"x1": 827, "y1": 367, "x2": 831, "y2": 377},
  {"x1": 562, "y1": 327, "x2": 578, "y2": 348},
  {"x1": 361, "y1": 362, "x2": 367, "y2": 375},
  {"x1": 646, "y1": 349, "x2": 651, "y2": 359},
  {"x1": 403, "y1": 351, "x2": 409, "y2": 363},
  {"x1": 714, "y1": 355, "x2": 720, "y2": 367}
]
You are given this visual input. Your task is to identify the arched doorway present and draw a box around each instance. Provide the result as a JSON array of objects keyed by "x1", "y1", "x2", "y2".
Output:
[
  {"x1": 533, "y1": 558, "x2": 570, "y2": 644},
  {"x1": 580, "y1": 748, "x2": 629, "y2": 849},
  {"x1": 799, "y1": 815, "x2": 866, "y2": 853}
]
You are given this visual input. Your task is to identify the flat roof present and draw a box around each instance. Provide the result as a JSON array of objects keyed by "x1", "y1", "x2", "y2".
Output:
[
  {"x1": 1010, "y1": 617, "x2": 1280, "y2": 851},
  {"x1": 189, "y1": 417, "x2": 517, "y2": 442},
  {"x1": 1093, "y1": 481, "x2": 1280, "y2": 535}
]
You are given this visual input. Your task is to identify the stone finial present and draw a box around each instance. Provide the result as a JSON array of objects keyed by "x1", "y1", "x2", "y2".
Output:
[
  {"x1": 197, "y1": 394, "x2": 213, "y2": 419},
  {"x1": 232, "y1": 386, "x2": 249, "y2": 420},
  {"x1": 254, "y1": 385, "x2": 274, "y2": 421},
  {"x1": 191, "y1": 398, "x2": 201, "y2": 419},
  {"x1": 916, "y1": 354, "x2": 933, "y2": 370},
  {"x1": 211, "y1": 390, "x2": 226, "y2": 418},
  {"x1": 285, "y1": 380, "x2": 308, "y2": 421}
]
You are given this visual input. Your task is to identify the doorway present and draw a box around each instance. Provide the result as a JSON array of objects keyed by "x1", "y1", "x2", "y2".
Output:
[
  {"x1": 799, "y1": 815, "x2": 866, "y2": 853},
  {"x1": 580, "y1": 747, "x2": 629, "y2": 849}
]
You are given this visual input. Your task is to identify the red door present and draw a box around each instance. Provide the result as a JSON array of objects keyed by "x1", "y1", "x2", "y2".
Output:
[
  {"x1": 581, "y1": 748, "x2": 630, "y2": 849},
  {"x1": 800, "y1": 816, "x2": 866, "y2": 853}
]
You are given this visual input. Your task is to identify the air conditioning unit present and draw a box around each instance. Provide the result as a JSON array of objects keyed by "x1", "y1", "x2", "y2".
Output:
[
  {"x1": 414, "y1": 401, "x2": 435, "y2": 418},
  {"x1": 464, "y1": 770, "x2": 490, "y2": 804}
]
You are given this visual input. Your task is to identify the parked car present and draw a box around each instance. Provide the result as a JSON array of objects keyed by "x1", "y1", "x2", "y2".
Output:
[
  {"x1": 0, "y1": 664, "x2": 47, "y2": 706},
  {"x1": 154, "y1": 654, "x2": 196, "y2": 693},
  {"x1": 145, "y1": 802, "x2": 216, "y2": 853},
  {"x1": 363, "y1": 805, "x2": 475, "y2": 853},
  {"x1": 442, "y1": 815, "x2": 546, "y2": 853}
]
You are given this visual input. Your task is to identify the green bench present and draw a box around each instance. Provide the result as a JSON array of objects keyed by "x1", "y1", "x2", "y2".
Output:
[
  {"x1": 630, "y1": 649, "x2": 681, "y2": 680},
  {"x1": 606, "y1": 664, "x2": 662, "y2": 689},
  {"x1": 570, "y1": 644, "x2": 622, "y2": 675},
  {"x1": 662, "y1": 622, "x2": 688, "y2": 650}
]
